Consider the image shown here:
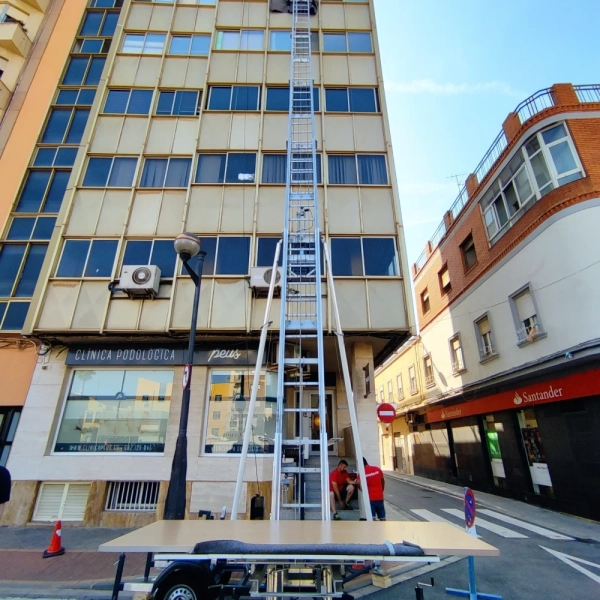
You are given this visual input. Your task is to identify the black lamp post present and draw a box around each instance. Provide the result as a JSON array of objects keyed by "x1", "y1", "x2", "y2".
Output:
[{"x1": 164, "y1": 233, "x2": 206, "y2": 520}]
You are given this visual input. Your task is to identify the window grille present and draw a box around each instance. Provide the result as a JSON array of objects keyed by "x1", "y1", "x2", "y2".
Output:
[{"x1": 105, "y1": 481, "x2": 160, "y2": 511}]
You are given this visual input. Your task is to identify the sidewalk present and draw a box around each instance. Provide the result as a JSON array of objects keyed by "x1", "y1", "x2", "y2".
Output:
[{"x1": 384, "y1": 471, "x2": 600, "y2": 542}]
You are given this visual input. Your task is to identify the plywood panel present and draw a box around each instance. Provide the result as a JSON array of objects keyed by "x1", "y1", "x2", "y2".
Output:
[
  {"x1": 207, "y1": 53, "x2": 237, "y2": 83},
  {"x1": 38, "y1": 281, "x2": 80, "y2": 329},
  {"x1": 139, "y1": 298, "x2": 170, "y2": 331},
  {"x1": 229, "y1": 114, "x2": 260, "y2": 149},
  {"x1": 185, "y1": 57, "x2": 208, "y2": 88},
  {"x1": 146, "y1": 118, "x2": 177, "y2": 153},
  {"x1": 118, "y1": 117, "x2": 149, "y2": 154},
  {"x1": 89, "y1": 117, "x2": 122, "y2": 154},
  {"x1": 324, "y1": 115, "x2": 354, "y2": 151},
  {"x1": 110, "y1": 56, "x2": 140, "y2": 87},
  {"x1": 105, "y1": 298, "x2": 141, "y2": 330},
  {"x1": 360, "y1": 188, "x2": 396, "y2": 234},
  {"x1": 128, "y1": 192, "x2": 162, "y2": 235},
  {"x1": 171, "y1": 278, "x2": 211, "y2": 328},
  {"x1": 220, "y1": 186, "x2": 254, "y2": 232},
  {"x1": 198, "y1": 113, "x2": 231, "y2": 149},
  {"x1": 256, "y1": 186, "x2": 284, "y2": 231},
  {"x1": 210, "y1": 279, "x2": 246, "y2": 328},
  {"x1": 349, "y1": 56, "x2": 378, "y2": 85},
  {"x1": 368, "y1": 280, "x2": 407, "y2": 329},
  {"x1": 262, "y1": 114, "x2": 287, "y2": 150},
  {"x1": 327, "y1": 187, "x2": 361, "y2": 234},
  {"x1": 71, "y1": 281, "x2": 109, "y2": 330},
  {"x1": 157, "y1": 191, "x2": 186, "y2": 236},
  {"x1": 353, "y1": 115, "x2": 385, "y2": 152},
  {"x1": 135, "y1": 57, "x2": 162, "y2": 87},
  {"x1": 96, "y1": 190, "x2": 130, "y2": 236},
  {"x1": 322, "y1": 55, "x2": 349, "y2": 85},
  {"x1": 160, "y1": 57, "x2": 187, "y2": 87},
  {"x1": 66, "y1": 191, "x2": 102, "y2": 235},
  {"x1": 187, "y1": 187, "x2": 222, "y2": 232},
  {"x1": 335, "y1": 280, "x2": 368, "y2": 329}
]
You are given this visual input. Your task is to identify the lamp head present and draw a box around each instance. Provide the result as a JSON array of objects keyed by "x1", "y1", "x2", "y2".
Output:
[{"x1": 174, "y1": 232, "x2": 201, "y2": 262}]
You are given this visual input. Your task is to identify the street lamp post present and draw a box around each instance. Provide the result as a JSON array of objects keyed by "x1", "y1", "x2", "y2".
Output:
[{"x1": 164, "y1": 233, "x2": 206, "y2": 520}]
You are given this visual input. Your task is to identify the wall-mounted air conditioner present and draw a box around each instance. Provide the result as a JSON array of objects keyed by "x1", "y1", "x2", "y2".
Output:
[
  {"x1": 119, "y1": 265, "x2": 161, "y2": 298},
  {"x1": 250, "y1": 267, "x2": 282, "y2": 296}
]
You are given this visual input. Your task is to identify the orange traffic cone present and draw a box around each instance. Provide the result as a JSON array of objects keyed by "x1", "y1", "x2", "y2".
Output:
[{"x1": 43, "y1": 520, "x2": 65, "y2": 558}]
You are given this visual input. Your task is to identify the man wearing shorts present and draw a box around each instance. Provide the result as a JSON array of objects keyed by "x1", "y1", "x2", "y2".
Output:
[{"x1": 329, "y1": 459, "x2": 356, "y2": 520}]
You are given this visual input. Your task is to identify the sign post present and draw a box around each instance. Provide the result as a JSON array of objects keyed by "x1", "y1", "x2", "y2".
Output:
[{"x1": 445, "y1": 488, "x2": 502, "y2": 600}]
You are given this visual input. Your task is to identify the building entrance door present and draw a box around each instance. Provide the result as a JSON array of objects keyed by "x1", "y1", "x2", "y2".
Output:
[{"x1": 300, "y1": 391, "x2": 335, "y2": 456}]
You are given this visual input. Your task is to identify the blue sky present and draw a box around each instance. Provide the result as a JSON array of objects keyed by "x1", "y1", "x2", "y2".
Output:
[{"x1": 373, "y1": 0, "x2": 600, "y2": 266}]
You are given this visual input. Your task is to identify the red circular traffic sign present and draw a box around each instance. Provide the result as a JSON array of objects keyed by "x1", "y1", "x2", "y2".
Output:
[
  {"x1": 376, "y1": 403, "x2": 396, "y2": 424},
  {"x1": 464, "y1": 487, "x2": 476, "y2": 528},
  {"x1": 182, "y1": 364, "x2": 191, "y2": 389}
]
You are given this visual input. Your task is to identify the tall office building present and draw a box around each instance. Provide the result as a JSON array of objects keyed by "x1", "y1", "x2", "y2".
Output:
[{"x1": 0, "y1": 0, "x2": 415, "y2": 525}]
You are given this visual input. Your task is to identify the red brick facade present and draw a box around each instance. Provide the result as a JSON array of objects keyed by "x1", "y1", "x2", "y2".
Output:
[{"x1": 414, "y1": 84, "x2": 600, "y2": 330}]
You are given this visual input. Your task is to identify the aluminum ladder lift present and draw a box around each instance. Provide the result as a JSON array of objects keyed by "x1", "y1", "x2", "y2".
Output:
[{"x1": 231, "y1": 0, "x2": 371, "y2": 523}]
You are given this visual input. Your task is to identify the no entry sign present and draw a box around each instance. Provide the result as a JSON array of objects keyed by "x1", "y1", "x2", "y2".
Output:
[{"x1": 376, "y1": 403, "x2": 396, "y2": 424}]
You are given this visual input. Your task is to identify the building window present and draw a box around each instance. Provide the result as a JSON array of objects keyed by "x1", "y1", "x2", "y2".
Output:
[
  {"x1": 408, "y1": 365, "x2": 417, "y2": 395},
  {"x1": 330, "y1": 237, "x2": 398, "y2": 276},
  {"x1": 396, "y1": 374, "x2": 404, "y2": 400},
  {"x1": 82, "y1": 157, "x2": 137, "y2": 187},
  {"x1": 423, "y1": 355, "x2": 434, "y2": 387},
  {"x1": 204, "y1": 370, "x2": 276, "y2": 454},
  {"x1": 510, "y1": 285, "x2": 544, "y2": 345},
  {"x1": 482, "y1": 122, "x2": 583, "y2": 243},
  {"x1": 387, "y1": 380, "x2": 393, "y2": 402},
  {"x1": 32, "y1": 482, "x2": 91, "y2": 522},
  {"x1": 41, "y1": 108, "x2": 90, "y2": 145},
  {"x1": 268, "y1": 30, "x2": 319, "y2": 51},
  {"x1": 378, "y1": 385, "x2": 384, "y2": 402},
  {"x1": 168, "y1": 34, "x2": 211, "y2": 55},
  {"x1": 0, "y1": 408, "x2": 21, "y2": 466},
  {"x1": 212, "y1": 410, "x2": 221, "y2": 420},
  {"x1": 156, "y1": 90, "x2": 201, "y2": 116},
  {"x1": 0, "y1": 301, "x2": 30, "y2": 331},
  {"x1": 325, "y1": 88, "x2": 379, "y2": 113},
  {"x1": 121, "y1": 33, "x2": 166, "y2": 54},
  {"x1": 54, "y1": 370, "x2": 173, "y2": 453},
  {"x1": 140, "y1": 157, "x2": 192, "y2": 188},
  {"x1": 460, "y1": 233, "x2": 477, "y2": 271},
  {"x1": 474, "y1": 313, "x2": 497, "y2": 361},
  {"x1": 420, "y1": 288, "x2": 430, "y2": 314},
  {"x1": 80, "y1": 9, "x2": 118, "y2": 37},
  {"x1": 7, "y1": 216, "x2": 57, "y2": 241},
  {"x1": 34, "y1": 147, "x2": 78, "y2": 167},
  {"x1": 323, "y1": 32, "x2": 372, "y2": 53},
  {"x1": 256, "y1": 237, "x2": 282, "y2": 267},
  {"x1": 214, "y1": 30, "x2": 264, "y2": 51},
  {"x1": 374, "y1": 388, "x2": 378, "y2": 403},
  {"x1": 449, "y1": 335, "x2": 465, "y2": 373},
  {"x1": 262, "y1": 153, "x2": 322, "y2": 184},
  {"x1": 265, "y1": 86, "x2": 320, "y2": 111},
  {"x1": 185, "y1": 237, "x2": 251, "y2": 276},
  {"x1": 207, "y1": 86, "x2": 260, "y2": 111},
  {"x1": 438, "y1": 266, "x2": 451, "y2": 295},
  {"x1": 104, "y1": 89, "x2": 153, "y2": 114},
  {"x1": 195, "y1": 153, "x2": 256, "y2": 184},
  {"x1": 56, "y1": 239, "x2": 117, "y2": 278},
  {"x1": 0, "y1": 243, "x2": 48, "y2": 297},
  {"x1": 15, "y1": 170, "x2": 70, "y2": 213},
  {"x1": 122, "y1": 239, "x2": 177, "y2": 277},
  {"x1": 56, "y1": 88, "x2": 96, "y2": 106},
  {"x1": 105, "y1": 481, "x2": 159, "y2": 511},
  {"x1": 328, "y1": 154, "x2": 388, "y2": 185},
  {"x1": 74, "y1": 38, "x2": 112, "y2": 54},
  {"x1": 62, "y1": 56, "x2": 106, "y2": 85}
]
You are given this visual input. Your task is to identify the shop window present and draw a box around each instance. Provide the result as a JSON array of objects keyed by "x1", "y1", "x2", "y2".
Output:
[
  {"x1": 207, "y1": 86, "x2": 260, "y2": 111},
  {"x1": 330, "y1": 237, "x2": 397, "y2": 276},
  {"x1": 474, "y1": 313, "x2": 497, "y2": 361},
  {"x1": 122, "y1": 239, "x2": 177, "y2": 277},
  {"x1": 323, "y1": 32, "x2": 372, "y2": 53},
  {"x1": 265, "y1": 86, "x2": 320, "y2": 111},
  {"x1": 204, "y1": 370, "x2": 276, "y2": 454},
  {"x1": 121, "y1": 33, "x2": 166, "y2": 54},
  {"x1": 140, "y1": 157, "x2": 192, "y2": 188},
  {"x1": 517, "y1": 409, "x2": 554, "y2": 497},
  {"x1": 423, "y1": 355, "x2": 434, "y2": 387},
  {"x1": 510, "y1": 285, "x2": 545, "y2": 345},
  {"x1": 15, "y1": 170, "x2": 70, "y2": 213},
  {"x1": 328, "y1": 154, "x2": 388, "y2": 185},
  {"x1": 54, "y1": 369, "x2": 173, "y2": 453},
  {"x1": 460, "y1": 233, "x2": 477, "y2": 271},
  {"x1": 156, "y1": 90, "x2": 201, "y2": 116},
  {"x1": 214, "y1": 30, "x2": 264, "y2": 51},
  {"x1": 82, "y1": 156, "x2": 137, "y2": 187},
  {"x1": 168, "y1": 34, "x2": 211, "y2": 56},
  {"x1": 195, "y1": 153, "x2": 256, "y2": 183},
  {"x1": 0, "y1": 243, "x2": 48, "y2": 297},
  {"x1": 325, "y1": 88, "x2": 379, "y2": 113},
  {"x1": 56, "y1": 239, "x2": 117, "y2": 278},
  {"x1": 449, "y1": 334, "x2": 465, "y2": 373},
  {"x1": 104, "y1": 89, "x2": 153, "y2": 114},
  {"x1": 262, "y1": 153, "x2": 322, "y2": 184},
  {"x1": 408, "y1": 365, "x2": 417, "y2": 395}
]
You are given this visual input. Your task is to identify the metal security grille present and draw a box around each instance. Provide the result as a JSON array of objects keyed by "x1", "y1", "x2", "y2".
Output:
[{"x1": 105, "y1": 481, "x2": 159, "y2": 512}]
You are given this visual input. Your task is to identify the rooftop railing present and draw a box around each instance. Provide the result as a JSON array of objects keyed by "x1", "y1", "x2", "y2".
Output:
[{"x1": 412, "y1": 83, "x2": 597, "y2": 276}]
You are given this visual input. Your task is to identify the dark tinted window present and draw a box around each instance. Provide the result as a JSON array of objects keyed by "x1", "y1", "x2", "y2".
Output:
[
  {"x1": 208, "y1": 87, "x2": 231, "y2": 110},
  {"x1": 231, "y1": 86, "x2": 259, "y2": 110},
  {"x1": 1, "y1": 302, "x2": 29, "y2": 330},
  {"x1": 104, "y1": 90, "x2": 129, "y2": 113},
  {"x1": 16, "y1": 171, "x2": 51, "y2": 212},
  {"x1": 101, "y1": 12, "x2": 119, "y2": 37},
  {"x1": 357, "y1": 155, "x2": 387, "y2": 184},
  {"x1": 123, "y1": 240, "x2": 152, "y2": 266},
  {"x1": 84, "y1": 57, "x2": 106, "y2": 85},
  {"x1": 14, "y1": 245, "x2": 47, "y2": 296},
  {"x1": 80, "y1": 12, "x2": 103, "y2": 36},
  {"x1": 57, "y1": 240, "x2": 90, "y2": 277},
  {"x1": 331, "y1": 238, "x2": 362, "y2": 276},
  {"x1": 55, "y1": 148, "x2": 78, "y2": 166},
  {"x1": 32, "y1": 217, "x2": 57, "y2": 240},
  {"x1": 42, "y1": 110, "x2": 71, "y2": 143},
  {"x1": 216, "y1": 237, "x2": 250, "y2": 275},
  {"x1": 63, "y1": 57, "x2": 89, "y2": 85},
  {"x1": 128, "y1": 90, "x2": 152, "y2": 114},
  {"x1": 43, "y1": 171, "x2": 70, "y2": 213},
  {"x1": 349, "y1": 88, "x2": 378, "y2": 112},
  {"x1": 0, "y1": 245, "x2": 26, "y2": 295},
  {"x1": 151, "y1": 240, "x2": 177, "y2": 277},
  {"x1": 225, "y1": 153, "x2": 256, "y2": 183},
  {"x1": 65, "y1": 109, "x2": 90, "y2": 143},
  {"x1": 83, "y1": 157, "x2": 112, "y2": 187},
  {"x1": 325, "y1": 89, "x2": 348, "y2": 112},
  {"x1": 195, "y1": 154, "x2": 226, "y2": 183},
  {"x1": 194, "y1": 237, "x2": 217, "y2": 275},
  {"x1": 7, "y1": 218, "x2": 35, "y2": 240},
  {"x1": 363, "y1": 238, "x2": 397, "y2": 275},
  {"x1": 84, "y1": 240, "x2": 118, "y2": 277},
  {"x1": 257, "y1": 237, "x2": 281, "y2": 267}
]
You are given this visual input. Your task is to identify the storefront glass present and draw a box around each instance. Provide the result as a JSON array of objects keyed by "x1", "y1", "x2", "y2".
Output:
[
  {"x1": 54, "y1": 370, "x2": 173, "y2": 453},
  {"x1": 484, "y1": 414, "x2": 507, "y2": 488},
  {"x1": 204, "y1": 369, "x2": 277, "y2": 454},
  {"x1": 517, "y1": 408, "x2": 554, "y2": 497}
]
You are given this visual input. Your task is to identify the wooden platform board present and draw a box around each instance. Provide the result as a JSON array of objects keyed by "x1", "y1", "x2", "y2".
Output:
[{"x1": 99, "y1": 520, "x2": 499, "y2": 558}]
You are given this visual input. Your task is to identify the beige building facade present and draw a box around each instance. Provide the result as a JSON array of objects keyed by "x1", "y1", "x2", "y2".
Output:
[{"x1": 1, "y1": 0, "x2": 416, "y2": 525}]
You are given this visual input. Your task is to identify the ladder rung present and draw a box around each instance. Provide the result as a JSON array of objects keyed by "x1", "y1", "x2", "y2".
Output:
[
  {"x1": 283, "y1": 407, "x2": 319, "y2": 412},
  {"x1": 281, "y1": 466, "x2": 321, "y2": 473},
  {"x1": 281, "y1": 503, "x2": 322, "y2": 509},
  {"x1": 284, "y1": 381, "x2": 319, "y2": 386},
  {"x1": 283, "y1": 333, "x2": 318, "y2": 339},
  {"x1": 283, "y1": 357, "x2": 319, "y2": 365}
]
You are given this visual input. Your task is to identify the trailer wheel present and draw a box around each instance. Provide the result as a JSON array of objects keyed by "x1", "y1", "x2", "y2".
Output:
[
  {"x1": 159, "y1": 581, "x2": 203, "y2": 600},
  {"x1": 154, "y1": 570, "x2": 212, "y2": 600}
]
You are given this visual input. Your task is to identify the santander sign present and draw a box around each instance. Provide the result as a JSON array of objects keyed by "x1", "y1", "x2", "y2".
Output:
[{"x1": 513, "y1": 385, "x2": 563, "y2": 405}]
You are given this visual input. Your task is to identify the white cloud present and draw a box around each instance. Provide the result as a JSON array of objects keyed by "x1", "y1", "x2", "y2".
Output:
[{"x1": 385, "y1": 79, "x2": 523, "y2": 98}]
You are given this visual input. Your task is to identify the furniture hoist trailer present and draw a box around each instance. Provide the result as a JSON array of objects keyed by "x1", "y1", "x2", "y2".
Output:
[{"x1": 98, "y1": 4, "x2": 500, "y2": 600}]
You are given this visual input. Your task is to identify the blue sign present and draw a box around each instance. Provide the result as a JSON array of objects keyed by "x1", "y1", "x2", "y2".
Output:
[{"x1": 464, "y1": 487, "x2": 476, "y2": 528}]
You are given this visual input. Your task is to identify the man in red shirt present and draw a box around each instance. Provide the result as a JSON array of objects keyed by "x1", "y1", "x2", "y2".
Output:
[
  {"x1": 356, "y1": 457, "x2": 386, "y2": 521},
  {"x1": 329, "y1": 459, "x2": 356, "y2": 520}
]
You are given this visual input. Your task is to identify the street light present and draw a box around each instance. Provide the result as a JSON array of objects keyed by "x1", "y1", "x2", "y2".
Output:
[{"x1": 164, "y1": 233, "x2": 206, "y2": 520}]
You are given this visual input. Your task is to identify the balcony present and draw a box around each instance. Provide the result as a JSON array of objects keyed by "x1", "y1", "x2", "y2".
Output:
[
  {"x1": 0, "y1": 22, "x2": 32, "y2": 57},
  {"x1": 0, "y1": 77, "x2": 11, "y2": 114}
]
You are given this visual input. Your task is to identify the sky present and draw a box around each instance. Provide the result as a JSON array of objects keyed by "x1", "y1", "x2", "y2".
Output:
[{"x1": 372, "y1": 0, "x2": 600, "y2": 267}]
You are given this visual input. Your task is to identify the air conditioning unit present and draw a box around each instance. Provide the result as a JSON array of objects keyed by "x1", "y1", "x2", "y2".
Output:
[
  {"x1": 119, "y1": 265, "x2": 161, "y2": 299},
  {"x1": 250, "y1": 267, "x2": 283, "y2": 297}
]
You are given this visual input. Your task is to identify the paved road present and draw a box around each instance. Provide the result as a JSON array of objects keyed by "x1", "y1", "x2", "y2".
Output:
[{"x1": 361, "y1": 474, "x2": 600, "y2": 600}]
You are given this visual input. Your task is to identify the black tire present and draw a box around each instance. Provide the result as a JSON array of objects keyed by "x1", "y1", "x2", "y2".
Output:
[
  {"x1": 154, "y1": 569, "x2": 212, "y2": 600},
  {"x1": 160, "y1": 582, "x2": 201, "y2": 600}
]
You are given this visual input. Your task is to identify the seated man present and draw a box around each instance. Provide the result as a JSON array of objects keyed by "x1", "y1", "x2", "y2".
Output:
[{"x1": 329, "y1": 459, "x2": 355, "y2": 520}]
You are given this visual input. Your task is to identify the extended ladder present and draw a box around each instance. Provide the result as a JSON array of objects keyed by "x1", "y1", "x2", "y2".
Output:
[{"x1": 231, "y1": 0, "x2": 371, "y2": 522}]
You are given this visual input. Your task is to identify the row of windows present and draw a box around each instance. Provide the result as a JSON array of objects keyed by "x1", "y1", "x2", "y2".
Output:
[
  {"x1": 0, "y1": 302, "x2": 29, "y2": 331},
  {"x1": 76, "y1": 153, "x2": 388, "y2": 188},
  {"x1": 119, "y1": 30, "x2": 372, "y2": 55},
  {"x1": 52, "y1": 236, "x2": 399, "y2": 279}
]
